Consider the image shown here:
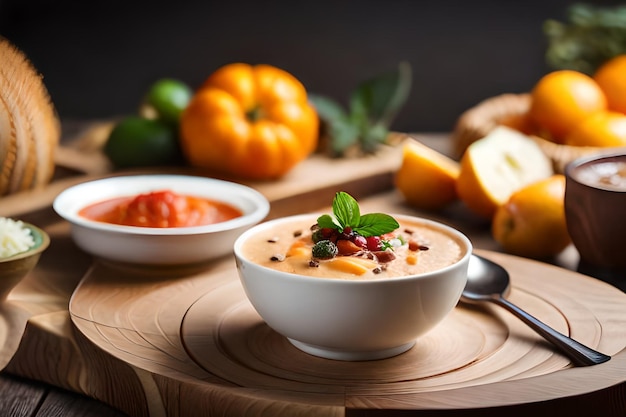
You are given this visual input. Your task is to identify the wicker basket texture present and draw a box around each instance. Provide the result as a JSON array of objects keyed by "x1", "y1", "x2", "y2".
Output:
[{"x1": 452, "y1": 93, "x2": 624, "y2": 173}]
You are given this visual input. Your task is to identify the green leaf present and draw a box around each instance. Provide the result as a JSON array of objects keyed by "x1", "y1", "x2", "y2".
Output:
[
  {"x1": 543, "y1": 3, "x2": 626, "y2": 73},
  {"x1": 349, "y1": 61, "x2": 412, "y2": 127},
  {"x1": 354, "y1": 213, "x2": 400, "y2": 237},
  {"x1": 309, "y1": 94, "x2": 360, "y2": 156},
  {"x1": 308, "y1": 62, "x2": 412, "y2": 156},
  {"x1": 328, "y1": 116, "x2": 360, "y2": 155},
  {"x1": 359, "y1": 122, "x2": 389, "y2": 153},
  {"x1": 317, "y1": 191, "x2": 400, "y2": 239},
  {"x1": 316, "y1": 214, "x2": 341, "y2": 230},
  {"x1": 309, "y1": 94, "x2": 347, "y2": 121},
  {"x1": 332, "y1": 191, "x2": 361, "y2": 229}
]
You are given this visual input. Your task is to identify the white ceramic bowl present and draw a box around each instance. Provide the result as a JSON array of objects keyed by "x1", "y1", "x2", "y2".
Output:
[
  {"x1": 53, "y1": 174, "x2": 269, "y2": 265},
  {"x1": 234, "y1": 213, "x2": 472, "y2": 361}
]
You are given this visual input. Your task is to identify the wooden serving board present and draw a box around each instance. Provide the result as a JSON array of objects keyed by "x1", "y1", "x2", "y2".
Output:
[
  {"x1": 1, "y1": 133, "x2": 625, "y2": 416},
  {"x1": 70, "y1": 247, "x2": 626, "y2": 416}
]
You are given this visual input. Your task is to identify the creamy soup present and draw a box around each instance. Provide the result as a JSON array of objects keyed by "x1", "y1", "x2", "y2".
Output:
[
  {"x1": 241, "y1": 217, "x2": 465, "y2": 280},
  {"x1": 574, "y1": 160, "x2": 626, "y2": 191}
]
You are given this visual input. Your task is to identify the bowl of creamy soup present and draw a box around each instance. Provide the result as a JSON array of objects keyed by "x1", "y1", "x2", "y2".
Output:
[
  {"x1": 234, "y1": 192, "x2": 472, "y2": 361},
  {"x1": 53, "y1": 174, "x2": 269, "y2": 266}
]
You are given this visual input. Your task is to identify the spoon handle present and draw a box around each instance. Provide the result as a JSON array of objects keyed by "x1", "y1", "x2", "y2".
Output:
[{"x1": 493, "y1": 296, "x2": 611, "y2": 366}]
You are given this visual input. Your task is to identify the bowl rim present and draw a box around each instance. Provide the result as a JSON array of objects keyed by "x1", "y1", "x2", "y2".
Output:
[
  {"x1": 0, "y1": 222, "x2": 50, "y2": 263},
  {"x1": 52, "y1": 174, "x2": 270, "y2": 236},
  {"x1": 234, "y1": 212, "x2": 473, "y2": 284},
  {"x1": 565, "y1": 151, "x2": 626, "y2": 192}
]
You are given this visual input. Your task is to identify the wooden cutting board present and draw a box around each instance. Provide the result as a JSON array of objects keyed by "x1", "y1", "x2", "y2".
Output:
[
  {"x1": 68, "y1": 246, "x2": 626, "y2": 416},
  {"x1": 1, "y1": 133, "x2": 625, "y2": 417}
]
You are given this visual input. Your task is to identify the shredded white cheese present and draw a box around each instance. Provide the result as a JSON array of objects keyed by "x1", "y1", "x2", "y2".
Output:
[{"x1": 0, "y1": 217, "x2": 35, "y2": 258}]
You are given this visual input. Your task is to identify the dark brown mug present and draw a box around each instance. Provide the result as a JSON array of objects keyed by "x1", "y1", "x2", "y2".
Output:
[{"x1": 565, "y1": 152, "x2": 626, "y2": 280}]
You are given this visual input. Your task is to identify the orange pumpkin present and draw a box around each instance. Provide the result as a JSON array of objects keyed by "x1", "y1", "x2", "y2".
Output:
[{"x1": 180, "y1": 63, "x2": 319, "y2": 179}]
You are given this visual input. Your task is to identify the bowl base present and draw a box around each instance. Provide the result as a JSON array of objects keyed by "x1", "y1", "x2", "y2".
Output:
[{"x1": 287, "y1": 338, "x2": 416, "y2": 361}]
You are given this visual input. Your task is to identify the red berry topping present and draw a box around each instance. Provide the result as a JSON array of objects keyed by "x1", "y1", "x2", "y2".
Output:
[
  {"x1": 353, "y1": 235, "x2": 367, "y2": 248},
  {"x1": 366, "y1": 236, "x2": 382, "y2": 251}
]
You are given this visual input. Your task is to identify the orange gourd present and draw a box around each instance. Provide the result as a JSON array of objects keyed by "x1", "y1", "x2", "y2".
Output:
[{"x1": 180, "y1": 63, "x2": 319, "y2": 179}]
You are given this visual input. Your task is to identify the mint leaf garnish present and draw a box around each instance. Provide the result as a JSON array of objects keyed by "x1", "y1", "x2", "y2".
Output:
[
  {"x1": 316, "y1": 214, "x2": 341, "y2": 230},
  {"x1": 354, "y1": 213, "x2": 399, "y2": 237},
  {"x1": 332, "y1": 192, "x2": 361, "y2": 229},
  {"x1": 317, "y1": 191, "x2": 399, "y2": 237}
]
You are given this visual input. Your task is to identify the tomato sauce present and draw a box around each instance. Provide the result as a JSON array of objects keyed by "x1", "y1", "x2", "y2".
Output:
[{"x1": 79, "y1": 190, "x2": 242, "y2": 228}]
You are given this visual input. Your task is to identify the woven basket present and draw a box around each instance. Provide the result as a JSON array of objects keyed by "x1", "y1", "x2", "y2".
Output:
[
  {"x1": 0, "y1": 37, "x2": 60, "y2": 196},
  {"x1": 451, "y1": 93, "x2": 616, "y2": 173}
]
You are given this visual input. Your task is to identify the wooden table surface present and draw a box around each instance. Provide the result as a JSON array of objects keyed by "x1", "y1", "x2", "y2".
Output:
[
  {"x1": 0, "y1": 372, "x2": 128, "y2": 417},
  {"x1": 0, "y1": 121, "x2": 130, "y2": 417},
  {"x1": 1, "y1": 122, "x2": 624, "y2": 417}
]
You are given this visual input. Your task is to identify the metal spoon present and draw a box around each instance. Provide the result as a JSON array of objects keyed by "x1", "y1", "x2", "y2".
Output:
[{"x1": 462, "y1": 254, "x2": 611, "y2": 366}]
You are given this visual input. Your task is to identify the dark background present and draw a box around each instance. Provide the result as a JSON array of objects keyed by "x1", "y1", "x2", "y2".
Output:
[{"x1": 0, "y1": 0, "x2": 622, "y2": 133}]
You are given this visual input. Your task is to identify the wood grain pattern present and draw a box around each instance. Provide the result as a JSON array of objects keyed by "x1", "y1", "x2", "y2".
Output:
[
  {"x1": 65, "y1": 236, "x2": 626, "y2": 416},
  {"x1": 1, "y1": 133, "x2": 625, "y2": 416}
]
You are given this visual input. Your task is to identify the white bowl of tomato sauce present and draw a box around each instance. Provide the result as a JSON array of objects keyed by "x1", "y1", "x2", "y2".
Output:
[{"x1": 53, "y1": 174, "x2": 270, "y2": 266}]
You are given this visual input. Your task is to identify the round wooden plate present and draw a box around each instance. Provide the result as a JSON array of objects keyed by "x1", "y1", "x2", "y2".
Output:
[{"x1": 68, "y1": 249, "x2": 626, "y2": 415}]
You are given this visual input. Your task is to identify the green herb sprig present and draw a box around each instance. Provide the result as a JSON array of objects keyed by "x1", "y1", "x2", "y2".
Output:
[
  {"x1": 309, "y1": 62, "x2": 412, "y2": 157},
  {"x1": 317, "y1": 192, "x2": 399, "y2": 237},
  {"x1": 544, "y1": 3, "x2": 626, "y2": 74}
]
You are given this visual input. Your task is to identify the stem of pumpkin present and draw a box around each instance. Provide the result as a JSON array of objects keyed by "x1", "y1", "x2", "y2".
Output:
[{"x1": 246, "y1": 106, "x2": 263, "y2": 122}]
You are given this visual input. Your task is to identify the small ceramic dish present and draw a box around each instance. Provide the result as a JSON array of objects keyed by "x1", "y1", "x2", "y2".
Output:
[
  {"x1": 53, "y1": 174, "x2": 270, "y2": 266},
  {"x1": 0, "y1": 222, "x2": 50, "y2": 301},
  {"x1": 234, "y1": 213, "x2": 472, "y2": 361}
]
